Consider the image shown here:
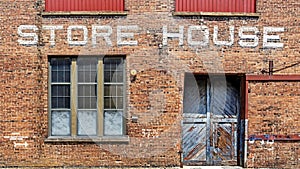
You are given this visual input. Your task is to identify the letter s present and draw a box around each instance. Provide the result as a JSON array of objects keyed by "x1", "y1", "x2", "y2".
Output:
[{"x1": 18, "y1": 25, "x2": 38, "y2": 45}]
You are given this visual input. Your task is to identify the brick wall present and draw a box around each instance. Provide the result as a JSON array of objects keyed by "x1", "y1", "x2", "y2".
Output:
[{"x1": 0, "y1": 0, "x2": 299, "y2": 168}]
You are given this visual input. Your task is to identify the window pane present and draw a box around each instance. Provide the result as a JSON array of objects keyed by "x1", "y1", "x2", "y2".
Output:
[
  {"x1": 51, "y1": 97, "x2": 70, "y2": 109},
  {"x1": 116, "y1": 85, "x2": 123, "y2": 96},
  {"x1": 78, "y1": 70, "x2": 97, "y2": 83},
  {"x1": 77, "y1": 57, "x2": 97, "y2": 83},
  {"x1": 104, "y1": 111, "x2": 123, "y2": 136},
  {"x1": 51, "y1": 85, "x2": 70, "y2": 97},
  {"x1": 51, "y1": 58, "x2": 71, "y2": 71},
  {"x1": 51, "y1": 58, "x2": 71, "y2": 83},
  {"x1": 112, "y1": 71, "x2": 123, "y2": 83},
  {"x1": 77, "y1": 111, "x2": 97, "y2": 136},
  {"x1": 104, "y1": 85, "x2": 111, "y2": 96},
  {"x1": 78, "y1": 85, "x2": 97, "y2": 97},
  {"x1": 51, "y1": 111, "x2": 71, "y2": 136},
  {"x1": 104, "y1": 97, "x2": 117, "y2": 109},
  {"x1": 104, "y1": 71, "x2": 111, "y2": 83},
  {"x1": 116, "y1": 97, "x2": 123, "y2": 109},
  {"x1": 104, "y1": 58, "x2": 123, "y2": 71},
  {"x1": 78, "y1": 97, "x2": 97, "y2": 109},
  {"x1": 104, "y1": 97, "x2": 110, "y2": 109}
]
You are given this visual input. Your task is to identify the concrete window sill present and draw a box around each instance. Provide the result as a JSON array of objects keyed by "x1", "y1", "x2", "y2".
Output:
[
  {"x1": 45, "y1": 136, "x2": 129, "y2": 144},
  {"x1": 173, "y1": 12, "x2": 260, "y2": 17},
  {"x1": 42, "y1": 11, "x2": 128, "y2": 16}
]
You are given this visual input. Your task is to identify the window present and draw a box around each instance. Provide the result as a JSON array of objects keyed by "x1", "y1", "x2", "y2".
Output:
[
  {"x1": 175, "y1": 0, "x2": 256, "y2": 13},
  {"x1": 49, "y1": 56, "x2": 125, "y2": 138},
  {"x1": 45, "y1": 0, "x2": 124, "y2": 12}
]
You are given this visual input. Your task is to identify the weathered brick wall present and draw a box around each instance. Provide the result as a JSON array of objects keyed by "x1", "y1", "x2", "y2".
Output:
[
  {"x1": 0, "y1": 0, "x2": 299, "y2": 168},
  {"x1": 0, "y1": 0, "x2": 43, "y2": 166},
  {"x1": 248, "y1": 82, "x2": 300, "y2": 168}
]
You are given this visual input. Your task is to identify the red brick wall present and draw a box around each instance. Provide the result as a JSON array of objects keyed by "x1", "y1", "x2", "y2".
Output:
[{"x1": 0, "y1": 0, "x2": 299, "y2": 168}]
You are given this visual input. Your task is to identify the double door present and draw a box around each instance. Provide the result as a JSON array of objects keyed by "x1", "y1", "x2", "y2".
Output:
[{"x1": 182, "y1": 75, "x2": 242, "y2": 166}]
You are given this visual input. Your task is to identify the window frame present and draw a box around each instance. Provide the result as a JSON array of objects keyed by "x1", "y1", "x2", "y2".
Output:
[{"x1": 47, "y1": 56, "x2": 128, "y2": 142}]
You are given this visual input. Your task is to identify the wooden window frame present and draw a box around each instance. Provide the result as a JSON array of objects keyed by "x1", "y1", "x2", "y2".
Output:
[{"x1": 46, "y1": 56, "x2": 129, "y2": 143}]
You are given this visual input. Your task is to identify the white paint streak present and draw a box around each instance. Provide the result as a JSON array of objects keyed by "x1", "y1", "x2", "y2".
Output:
[{"x1": 14, "y1": 141, "x2": 28, "y2": 148}]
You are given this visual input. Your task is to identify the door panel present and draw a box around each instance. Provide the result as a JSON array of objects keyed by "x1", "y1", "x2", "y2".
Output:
[
  {"x1": 182, "y1": 122, "x2": 206, "y2": 161},
  {"x1": 182, "y1": 75, "x2": 241, "y2": 166}
]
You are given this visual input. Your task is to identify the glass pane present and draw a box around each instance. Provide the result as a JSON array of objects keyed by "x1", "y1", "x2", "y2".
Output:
[
  {"x1": 51, "y1": 85, "x2": 70, "y2": 97},
  {"x1": 104, "y1": 111, "x2": 123, "y2": 136},
  {"x1": 50, "y1": 58, "x2": 71, "y2": 71},
  {"x1": 104, "y1": 71, "x2": 111, "y2": 83},
  {"x1": 78, "y1": 97, "x2": 97, "y2": 109},
  {"x1": 78, "y1": 85, "x2": 97, "y2": 97},
  {"x1": 104, "y1": 58, "x2": 123, "y2": 71},
  {"x1": 51, "y1": 58, "x2": 71, "y2": 83},
  {"x1": 104, "y1": 85, "x2": 110, "y2": 97},
  {"x1": 110, "y1": 71, "x2": 123, "y2": 83},
  {"x1": 78, "y1": 71, "x2": 85, "y2": 82},
  {"x1": 104, "y1": 97, "x2": 110, "y2": 109},
  {"x1": 51, "y1": 71, "x2": 71, "y2": 83},
  {"x1": 90, "y1": 97, "x2": 97, "y2": 109},
  {"x1": 77, "y1": 111, "x2": 97, "y2": 136},
  {"x1": 77, "y1": 57, "x2": 97, "y2": 83},
  {"x1": 78, "y1": 59, "x2": 97, "y2": 71},
  {"x1": 51, "y1": 111, "x2": 71, "y2": 136},
  {"x1": 78, "y1": 71, "x2": 97, "y2": 83},
  {"x1": 116, "y1": 85, "x2": 123, "y2": 96},
  {"x1": 104, "y1": 85, "x2": 115, "y2": 97},
  {"x1": 116, "y1": 97, "x2": 123, "y2": 109},
  {"x1": 78, "y1": 97, "x2": 85, "y2": 109},
  {"x1": 51, "y1": 97, "x2": 70, "y2": 109}
]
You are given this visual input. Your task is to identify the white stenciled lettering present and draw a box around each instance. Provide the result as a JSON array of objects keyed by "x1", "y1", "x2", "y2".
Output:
[
  {"x1": 18, "y1": 25, "x2": 38, "y2": 45},
  {"x1": 163, "y1": 26, "x2": 184, "y2": 46},
  {"x1": 42, "y1": 25, "x2": 63, "y2": 46},
  {"x1": 117, "y1": 25, "x2": 139, "y2": 46},
  {"x1": 239, "y1": 26, "x2": 259, "y2": 48},
  {"x1": 263, "y1": 27, "x2": 284, "y2": 48},
  {"x1": 188, "y1": 26, "x2": 209, "y2": 46},
  {"x1": 92, "y1": 25, "x2": 113, "y2": 47},
  {"x1": 67, "y1": 25, "x2": 88, "y2": 46},
  {"x1": 213, "y1": 26, "x2": 234, "y2": 46}
]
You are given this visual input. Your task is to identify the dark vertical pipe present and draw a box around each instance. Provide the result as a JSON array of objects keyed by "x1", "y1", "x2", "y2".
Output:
[{"x1": 269, "y1": 60, "x2": 273, "y2": 75}]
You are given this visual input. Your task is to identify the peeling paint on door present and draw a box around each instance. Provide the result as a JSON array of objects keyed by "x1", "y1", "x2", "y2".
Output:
[{"x1": 182, "y1": 74, "x2": 242, "y2": 166}]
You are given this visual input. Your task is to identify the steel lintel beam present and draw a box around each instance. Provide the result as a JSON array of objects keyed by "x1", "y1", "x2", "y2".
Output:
[{"x1": 246, "y1": 75, "x2": 300, "y2": 81}]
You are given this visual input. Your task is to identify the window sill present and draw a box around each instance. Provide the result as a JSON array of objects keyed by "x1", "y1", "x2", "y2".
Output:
[
  {"x1": 45, "y1": 136, "x2": 129, "y2": 144},
  {"x1": 42, "y1": 11, "x2": 128, "y2": 16},
  {"x1": 173, "y1": 12, "x2": 260, "y2": 17}
]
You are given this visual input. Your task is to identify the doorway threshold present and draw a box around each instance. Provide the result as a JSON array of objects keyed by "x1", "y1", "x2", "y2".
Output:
[{"x1": 183, "y1": 166, "x2": 243, "y2": 169}]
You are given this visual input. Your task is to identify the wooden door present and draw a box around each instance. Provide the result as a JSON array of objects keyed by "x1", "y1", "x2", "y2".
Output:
[{"x1": 182, "y1": 74, "x2": 241, "y2": 166}]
